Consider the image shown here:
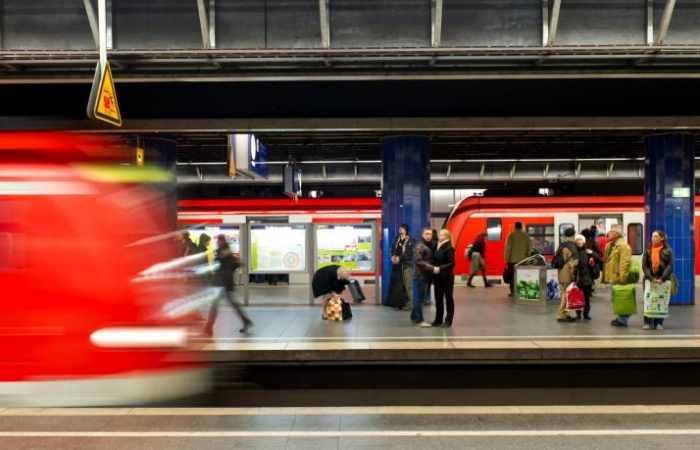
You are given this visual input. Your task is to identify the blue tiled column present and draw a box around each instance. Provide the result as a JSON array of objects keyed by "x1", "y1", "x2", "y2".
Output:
[
  {"x1": 645, "y1": 134, "x2": 696, "y2": 305},
  {"x1": 381, "y1": 136, "x2": 431, "y2": 305},
  {"x1": 143, "y1": 136, "x2": 178, "y2": 231}
]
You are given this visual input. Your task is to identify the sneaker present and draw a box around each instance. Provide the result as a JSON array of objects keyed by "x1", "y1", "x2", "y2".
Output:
[
  {"x1": 557, "y1": 316, "x2": 575, "y2": 323},
  {"x1": 583, "y1": 316, "x2": 592, "y2": 321},
  {"x1": 467, "y1": 283, "x2": 475, "y2": 288},
  {"x1": 442, "y1": 322, "x2": 452, "y2": 328},
  {"x1": 611, "y1": 319, "x2": 628, "y2": 328},
  {"x1": 417, "y1": 321, "x2": 432, "y2": 328},
  {"x1": 642, "y1": 324, "x2": 651, "y2": 330},
  {"x1": 655, "y1": 324, "x2": 664, "y2": 331},
  {"x1": 484, "y1": 283, "x2": 493, "y2": 288}
]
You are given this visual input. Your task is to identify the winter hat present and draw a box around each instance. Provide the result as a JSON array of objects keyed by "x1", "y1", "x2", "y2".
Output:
[
  {"x1": 564, "y1": 228, "x2": 576, "y2": 238},
  {"x1": 575, "y1": 234, "x2": 586, "y2": 242}
]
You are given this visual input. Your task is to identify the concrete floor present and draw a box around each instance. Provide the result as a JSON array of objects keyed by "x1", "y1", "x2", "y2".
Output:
[
  {"x1": 211, "y1": 284, "x2": 700, "y2": 340},
  {"x1": 3, "y1": 406, "x2": 700, "y2": 449}
]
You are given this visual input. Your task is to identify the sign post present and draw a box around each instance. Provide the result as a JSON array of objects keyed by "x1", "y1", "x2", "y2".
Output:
[{"x1": 86, "y1": 0, "x2": 122, "y2": 127}]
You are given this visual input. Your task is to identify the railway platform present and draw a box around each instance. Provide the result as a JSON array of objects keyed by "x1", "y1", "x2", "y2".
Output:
[{"x1": 199, "y1": 285, "x2": 700, "y2": 365}]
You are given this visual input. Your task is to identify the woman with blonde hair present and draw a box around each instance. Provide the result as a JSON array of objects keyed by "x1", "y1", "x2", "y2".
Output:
[{"x1": 431, "y1": 229, "x2": 456, "y2": 328}]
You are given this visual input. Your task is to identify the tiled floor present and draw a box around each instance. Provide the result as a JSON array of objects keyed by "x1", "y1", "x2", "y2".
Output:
[{"x1": 211, "y1": 284, "x2": 700, "y2": 341}]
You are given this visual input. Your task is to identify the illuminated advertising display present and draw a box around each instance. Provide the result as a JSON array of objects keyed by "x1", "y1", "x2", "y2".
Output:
[
  {"x1": 250, "y1": 224, "x2": 306, "y2": 273},
  {"x1": 316, "y1": 224, "x2": 373, "y2": 273}
]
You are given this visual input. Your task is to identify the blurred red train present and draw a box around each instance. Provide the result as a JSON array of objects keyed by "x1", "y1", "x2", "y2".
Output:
[{"x1": 0, "y1": 133, "x2": 210, "y2": 406}]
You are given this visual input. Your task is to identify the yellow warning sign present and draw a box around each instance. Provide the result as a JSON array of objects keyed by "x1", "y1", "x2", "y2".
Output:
[{"x1": 88, "y1": 62, "x2": 122, "y2": 127}]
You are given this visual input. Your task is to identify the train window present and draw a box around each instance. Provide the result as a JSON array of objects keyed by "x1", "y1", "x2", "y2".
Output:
[
  {"x1": 527, "y1": 224, "x2": 555, "y2": 255},
  {"x1": 627, "y1": 223, "x2": 643, "y2": 255},
  {"x1": 486, "y1": 218, "x2": 502, "y2": 241},
  {"x1": 559, "y1": 223, "x2": 575, "y2": 241}
]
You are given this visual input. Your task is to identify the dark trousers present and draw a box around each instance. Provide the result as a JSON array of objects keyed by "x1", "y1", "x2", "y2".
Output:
[
  {"x1": 580, "y1": 284, "x2": 593, "y2": 318},
  {"x1": 206, "y1": 288, "x2": 250, "y2": 331},
  {"x1": 507, "y1": 263, "x2": 516, "y2": 295},
  {"x1": 644, "y1": 317, "x2": 665, "y2": 327},
  {"x1": 433, "y1": 276, "x2": 455, "y2": 325}
]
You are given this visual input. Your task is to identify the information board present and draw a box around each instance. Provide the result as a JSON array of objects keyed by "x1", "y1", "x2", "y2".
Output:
[
  {"x1": 316, "y1": 224, "x2": 373, "y2": 273},
  {"x1": 249, "y1": 224, "x2": 306, "y2": 273}
]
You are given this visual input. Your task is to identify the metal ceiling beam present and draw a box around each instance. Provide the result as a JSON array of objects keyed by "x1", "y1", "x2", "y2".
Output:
[
  {"x1": 655, "y1": 0, "x2": 677, "y2": 46},
  {"x1": 82, "y1": 0, "x2": 99, "y2": 48},
  {"x1": 196, "y1": 0, "x2": 211, "y2": 49},
  {"x1": 542, "y1": 0, "x2": 549, "y2": 47},
  {"x1": 431, "y1": 0, "x2": 444, "y2": 48},
  {"x1": 209, "y1": 0, "x2": 216, "y2": 48},
  {"x1": 4, "y1": 116, "x2": 700, "y2": 132},
  {"x1": 319, "y1": 0, "x2": 331, "y2": 49},
  {"x1": 547, "y1": 0, "x2": 562, "y2": 46}
]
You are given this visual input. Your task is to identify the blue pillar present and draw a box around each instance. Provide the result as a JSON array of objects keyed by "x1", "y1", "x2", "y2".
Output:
[
  {"x1": 381, "y1": 136, "x2": 431, "y2": 305},
  {"x1": 142, "y1": 136, "x2": 178, "y2": 231},
  {"x1": 645, "y1": 134, "x2": 696, "y2": 305}
]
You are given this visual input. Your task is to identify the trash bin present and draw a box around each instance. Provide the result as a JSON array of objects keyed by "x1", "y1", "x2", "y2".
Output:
[{"x1": 514, "y1": 254, "x2": 548, "y2": 305}]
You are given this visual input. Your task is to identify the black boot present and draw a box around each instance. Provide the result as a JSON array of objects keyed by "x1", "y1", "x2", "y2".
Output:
[
  {"x1": 483, "y1": 276, "x2": 492, "y2": 287},
  {"x1": 467, "y1": 275, "x2": 475, "y2": 288}
]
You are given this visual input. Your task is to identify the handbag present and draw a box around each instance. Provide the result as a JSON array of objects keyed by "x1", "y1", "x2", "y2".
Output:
[
  {"x1": 565, "y1": 283, "x2": 585, "y2": 311},
  {"x1": 643, "y1": 280, "x2": 671, "y2": 319},
  {"x1": 341, "y1": 299, "x2": 353, "y2": 320},
  {"x1": 324, "y1": 297, "x2": 344, "y2": 321},
  {"x1": 612, "y1": 284, "x2": 637, "y2": 316}
]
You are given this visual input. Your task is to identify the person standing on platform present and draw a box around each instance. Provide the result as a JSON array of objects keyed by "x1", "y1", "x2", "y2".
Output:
[
  {"x1": 424, "y1": 229, "x2": 439, "y2": 306},
  {"x1": 604, "y1": 224, "x2": 633, "y2": 327},
  {"x1": 388, "y1": 224, "x2": 415, "y2": 310},
  {"x1": 642, "y1": 230, "x2": 674, "y2": 330},
  {"x1": 413, "y1": 227, "x2": 436, "y2": 327},
  {"x1": 432, "y1": 229, "x2": 456, "y2": 328},
  {"x1": 205, "y1": 235, "x2": 253, "y2": 335},
  {"x1": 553, "y1": 227, "x2": 579, "y2": 322},
  {"x1": 197, "y1": 233, "x2": 211, "y2": 255},
  {"x1": 504, "y1": 222, "x2": 533, "y2": 296},
  {"x1": 467, "y1": 233, "x2": 492, "y2": 288},
  {"x1": 575, "y1": 233, "x2": 602, "y2": 321}
]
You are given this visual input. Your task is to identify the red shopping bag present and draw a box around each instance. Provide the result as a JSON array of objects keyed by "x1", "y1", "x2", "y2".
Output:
[{"x1": 565, "y1": 283, "x2": 585, "y2": 311}]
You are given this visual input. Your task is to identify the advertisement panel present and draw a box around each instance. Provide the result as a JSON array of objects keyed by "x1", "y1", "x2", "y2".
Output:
[
  {"x1": 249, "y1": 224, "x2": 306, "y2": 273},
  {"x1": 316, "y1": 224, "x2": 373, "y2": 273}
]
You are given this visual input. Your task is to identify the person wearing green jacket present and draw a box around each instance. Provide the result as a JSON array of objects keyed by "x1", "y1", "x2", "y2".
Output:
[{"x1": 504, "y1": 222, "x2": 533, "y2": 296}]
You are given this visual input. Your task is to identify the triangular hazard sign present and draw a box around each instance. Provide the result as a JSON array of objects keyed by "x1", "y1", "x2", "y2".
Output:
[{"x1": 90, "y1": 62, "x2": 122, "y2": 127}]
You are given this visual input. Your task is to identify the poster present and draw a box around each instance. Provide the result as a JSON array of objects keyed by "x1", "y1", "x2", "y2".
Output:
[
  {"x1": 516, "y1": 268, "x2": 541, "y2": 300},
  {"x1": 316, "y1": 224, "x2": 373, "y2": 272},
  {"x1": 250, "y1": 224, "x2": 306, "y2": 272}
]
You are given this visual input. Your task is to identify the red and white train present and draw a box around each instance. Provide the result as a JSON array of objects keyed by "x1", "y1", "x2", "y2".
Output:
[{"x1": 445, "y1": 196, "x2": 700, "y2": 278}]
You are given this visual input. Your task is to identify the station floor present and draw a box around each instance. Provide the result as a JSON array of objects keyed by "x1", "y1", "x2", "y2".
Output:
[
  {"x1": 211, "y1": 284, "x2": 700, "y2": 341},
  {"x1": 3, "y1": 405, "x2": 700, "y2": 450}
]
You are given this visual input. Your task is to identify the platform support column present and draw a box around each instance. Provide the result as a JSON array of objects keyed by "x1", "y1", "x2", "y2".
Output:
[
  {"x1": 645, "y1": 133, "x2": 696, "y2": 305},
  {"x1": 381, "y1": 136, "x2": 431, "y2": 306},
  {"x1": 142, "y1": 136, "x2": 178, "y2": 231}
]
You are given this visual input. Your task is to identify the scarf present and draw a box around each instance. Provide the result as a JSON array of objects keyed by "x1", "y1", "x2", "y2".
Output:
[{"x1": 651, "y1": 243, "x2": 663, "y2": 274}]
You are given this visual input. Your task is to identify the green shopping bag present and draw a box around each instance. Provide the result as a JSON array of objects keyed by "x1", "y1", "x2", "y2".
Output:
[
  {"x1": 643, "y1": 280, "x2": 671, "y2": 319},
  {"x1": 627, "y1": 260, "x2": 641, "y2": 284},
  {"x1": 612, "y1": 284, "x2": 637, "y2": 316}
]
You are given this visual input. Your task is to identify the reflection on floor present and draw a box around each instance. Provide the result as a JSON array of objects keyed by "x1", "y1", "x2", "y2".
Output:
[{"x1": 211, "y1": 284, "x2": 700, "y2": 341}]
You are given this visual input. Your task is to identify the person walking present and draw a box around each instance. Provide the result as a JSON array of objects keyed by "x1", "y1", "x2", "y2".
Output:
[
  {"x1": 604, "y1": 224, "x2": 633, "y2": 327},
  {"x1": 197, "y1": 233, "x2": 211, "y2": 254},
  {"x1": 642, "y1": 230, "x2": 674, "y2": 330},
  {"x1": 432, "y1": 229, "x2": 456, "y2": 328},
  {"x1": 205, "y1": 235, "x2": 253, "y2": 335},
  {"x1": 574, "y1": 233, "x2": 602, "y2": 321},
  {"x1": 388, "y1": 224, "x2": 415, "y2": 310},
  {"x1": 504, "y1": 222, "x2": 533, "y2": 296},
  {"x1": 467, "y1": 233, "x2": 492, "y2": 288},
  {"x1": 553, "y1": 227, "x2": 579, "y2": 322},
  {"x1": 413, "y1": 227, "x2": 436, "y2": 327}
]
